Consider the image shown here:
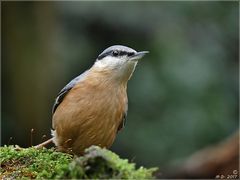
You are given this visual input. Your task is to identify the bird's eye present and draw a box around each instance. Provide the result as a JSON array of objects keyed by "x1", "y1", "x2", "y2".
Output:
[{"x1": 112, "y1": 50, "x2": 119, "y2": 57}]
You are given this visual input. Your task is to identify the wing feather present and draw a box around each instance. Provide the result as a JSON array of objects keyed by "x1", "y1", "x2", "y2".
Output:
[
  {"x1": 117, "y1": 102, "x2": 128, "y2": 132},
  {"x1": 52, "y1": 70, "x2": 89, "y2": 114}
]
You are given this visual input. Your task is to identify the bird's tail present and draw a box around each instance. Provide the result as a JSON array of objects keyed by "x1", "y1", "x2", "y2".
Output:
[{"x1": 34, "y1": 137, "x2": 54, "y2": 149}]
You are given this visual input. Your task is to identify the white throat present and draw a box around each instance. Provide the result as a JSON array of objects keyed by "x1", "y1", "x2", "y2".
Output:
[{"x1": 93, "y1": 56, "x2": 138, "y2": 82}]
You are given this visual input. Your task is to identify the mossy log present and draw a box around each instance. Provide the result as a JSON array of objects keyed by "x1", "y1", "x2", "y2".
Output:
[{"x1": 0, "y1": 145, "x2": 157, "y2": 179}]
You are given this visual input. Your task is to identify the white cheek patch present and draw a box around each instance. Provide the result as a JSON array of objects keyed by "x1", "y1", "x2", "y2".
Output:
[{"x1": 94, "y1": 56, "x2": 124, "y2": 69}]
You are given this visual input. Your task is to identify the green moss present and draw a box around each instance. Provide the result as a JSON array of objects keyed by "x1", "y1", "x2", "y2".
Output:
[
  {"x1": 0, "y1": 145, "x2": 157, "y2": 179},
  {"x1": 0, "y1": 146, "x2": 72, "y2": 179}
]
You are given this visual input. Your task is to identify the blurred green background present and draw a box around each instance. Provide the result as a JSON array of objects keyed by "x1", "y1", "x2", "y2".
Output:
[{"x1": 1, "y1": 1, "x2": 239, "y2": 171}]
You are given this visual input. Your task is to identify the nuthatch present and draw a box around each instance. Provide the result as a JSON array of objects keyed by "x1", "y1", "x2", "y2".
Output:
[{"x1": 51, "y1": 45, "x2": 148, "y2": 155}]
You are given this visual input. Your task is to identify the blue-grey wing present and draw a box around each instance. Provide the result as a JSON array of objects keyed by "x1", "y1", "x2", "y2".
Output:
[
  {"x1": 52, "y1": 70, "x2": 89, "y2": 114},
  {"x1": 117, "y1": 107, "x2": 128, "y2": 132}
]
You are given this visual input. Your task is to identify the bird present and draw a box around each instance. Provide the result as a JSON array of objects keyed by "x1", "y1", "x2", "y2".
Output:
[{"x1": 51, "y1": 45, "x2": 148, "y2": 155}]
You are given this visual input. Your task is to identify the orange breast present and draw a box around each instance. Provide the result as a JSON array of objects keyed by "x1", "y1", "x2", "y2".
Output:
[{"x1": 52, "y1": 70, "x2": 127, "y2": 155}]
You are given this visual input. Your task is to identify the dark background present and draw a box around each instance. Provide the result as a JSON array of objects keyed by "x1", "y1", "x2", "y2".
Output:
[{"x1": 1, "y1": 1, "x2": 239, "y2": 175}]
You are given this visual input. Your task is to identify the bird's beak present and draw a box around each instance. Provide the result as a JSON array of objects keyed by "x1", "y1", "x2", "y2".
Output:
[{"x1": 129, "y1": 51, "x2": 149, "y2": 61}]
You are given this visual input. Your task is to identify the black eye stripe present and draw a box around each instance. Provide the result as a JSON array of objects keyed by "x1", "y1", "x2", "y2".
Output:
[
  {"x1": 119, "y1": 51, "x2": 127, "y2": 56},
  {"x1": 97, "y1": 50, "x2": 135, "y2": 60},
  {"x1": 119, "y1": 51, "x2": 135, "y2": 56},
  {"x1": 97, "y1": 51, "x2": 112, "y2": 60},
  {"x1": 127, "y1": 52, "x2": 135, "y2": 56}
]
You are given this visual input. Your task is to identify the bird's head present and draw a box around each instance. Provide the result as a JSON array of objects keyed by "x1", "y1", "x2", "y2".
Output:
[{"x1": 93, "y1": 45, "x2": 148, "y2": 82}]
